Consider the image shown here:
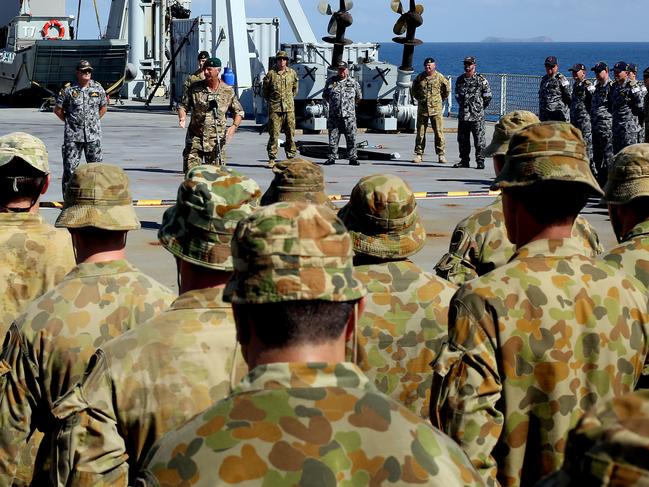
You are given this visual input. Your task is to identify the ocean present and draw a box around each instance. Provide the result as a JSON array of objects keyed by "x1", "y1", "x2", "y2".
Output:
[{"x1": 378, "y1": 42, "x2": 649, "y2": 76}]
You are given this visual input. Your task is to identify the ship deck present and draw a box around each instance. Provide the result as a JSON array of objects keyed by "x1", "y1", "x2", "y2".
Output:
[{"x1": 0, "y1": 100, "x2": 616, "y2": 291}]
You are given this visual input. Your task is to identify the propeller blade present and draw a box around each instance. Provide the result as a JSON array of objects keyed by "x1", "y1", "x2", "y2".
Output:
[
  {"x1": 327, "y1": 16, "x2": 338, "y2": 35},
  {"x1": 415, "y1": 4, "x2": 424, "y2": 15},
  {"x1": 393, "y1": 17, "x2": 407, "y2": 35},
  {"x1": 317, "y1": 1, "x2": 332, "y2": 15},
  {"x1": 343, "y1": 0, "x2": 353, "y2": 11},
  {"x1": 391, "y1": 0, "x2": 403, "y2": 13}
]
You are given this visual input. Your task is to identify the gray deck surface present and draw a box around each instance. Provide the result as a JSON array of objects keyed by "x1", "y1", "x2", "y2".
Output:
[{"x1": 0, "y1": 100, "x2": 616, "y2": 291}]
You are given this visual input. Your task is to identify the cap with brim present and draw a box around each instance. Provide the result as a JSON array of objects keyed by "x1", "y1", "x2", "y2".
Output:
[
  {"x1": 336, "y1": 60, "x2": 348, "y2": 69},
  {"x1": 483, "y1": 111, "x2": 540, "y2": 158},
  {"x1": 0, "y1": 132, "x2": 49, "y2": 174},
  {"x1": 338, "y1": 174, "x2": 426, "y2": 259},
  {"x1": 614, "y1": 61, "x2": 628, "y2": 71},
  {"x1": 275, "y1": 50, "x2": 289, "y2": 59},
  {"x1": 76, "y1": 60, "x2": 93, "y2": 71},
  {"x1": 423, "y1": 57, "x2": 435, "y2": 65},
  {"x1": 224, "y1": 202, "x2": 366, "y2": 304},
  {"x1": 158, "y1": 166, "x2": 261, "y2": 270},
  {"x1": 544, "y1": 56, "x2": 558, "y2": 66},
  {"x1": 591, "y1": 62, "x2": 608, "y2": 73},
  {"x1": 492, "y1": 121, "x2": 604, "y2": 196},
  {"x1": 604, "y1": 144, "x2": 649, "y2": 204},
  {"x1": 536, "y1": 391, "x2": 649, "y2": 487},
  {"x1": 568, "y1": 63, "x2": 586, "y2": 72},
  {"x1": 197, "y1": 51, "x2": 209, "y2": 60},
  {"x1": 627, "y1": 63, "x2": 638, "y2": 73},
  {"x1": 260, "y1": 158, "x2": 336, "y2": 210},
  {"x1": 464, "y1": 56, "x2": 476, "y2": 64},
  {"x1": 55, "y1": 163, "x2": 140, "y2": 230}
]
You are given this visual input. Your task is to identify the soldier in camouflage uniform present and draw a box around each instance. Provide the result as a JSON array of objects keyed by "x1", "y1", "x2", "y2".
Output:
[
  {"x1": 609, "y1": 61, "x2": 645, "y2": 154},
  {"x1": 260, "y1": 157, "x2": 337, "y2": 210},
  {"x1": 54, "y1": 60, "x2": 108, "y2": 195},
  {"x1": 135, "y1": 201, "x2": 484, "y2": 486},
  {"x1": 454, "y1": 56, "x2": 492, "y2": 169},
  {"x1": 568, "y1": 63, "x2": 595, "y2": 165},
  {"x1": 537, "y1": 391, "x2": 649, "y2": 486},
  {"x1": 590, "y1": 62, "x2": 615, "y2": 187},
  {"x1": 323, "y1": 60, "x2": 362, "y2": 166},
  {"x1": 178, "y1": 57, "x2": 244, "y2": 172},
  {"x1": 51, "y1": 166, "x2": 260, "y2": 486},
  {"x1": 181, "y1": 50, "x2": 209, "y2": 103},
  {"x1": 0, "y1": 163, "x2": 174, "y2": 486},
  {"x1": 601, "y1": 144, "x2": 649, "y2": 291},
  {"x1": 338, "y1": 174, "x2": 456, "y2": 419},
  {"x1": 538, "y1": 56, "x2": 572, "y2": 122},
  {"x1": 263, "y1": 50, "x2": 299, "y2": 168},
  {"x1": 0, "y1": 132, "x2": 75, "y2": 334},
  {"x1": 434, "y1": 111, "x2": 603, "y2": 286},
  {"x1": 644, "y1": 67, "x2": 649, "y2": 143},
  {"x1": 430, "y1": 122, "x2": 649, "y2": 487},
  {"x1": 412, "y1": 57, "x2": 450, "y2": 164},
  {"x1": 627, "y1": 64, "x2": 648, "y2": 144}
]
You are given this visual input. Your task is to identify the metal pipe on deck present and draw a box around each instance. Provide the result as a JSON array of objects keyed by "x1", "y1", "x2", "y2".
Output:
[{"x1": 128, "y1": 0, "x2": 146, "y2": 98}]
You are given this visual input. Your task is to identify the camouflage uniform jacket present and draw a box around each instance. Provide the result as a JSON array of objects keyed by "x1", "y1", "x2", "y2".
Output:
[
  {"x1": 609, "y1": 79, "x2": 644, "y2": 132},
  {"x1": 323, "y1": 75, "x2": 361, "y2": 119},
  {"x1": 412, "y1": 71, "x2": 450, "y2": 116},
  {"x1": 180, "y1": 80, "x2": 245, "y2": 146},
  {"x1": 570, "y1": 79, "x2": 594, "y2": 127},
  {"x1": 349, "y1": 260, "x2": 457, "y2": 419},
  {"x1": 181, "y1": 69, "x2": 205, "y2": 105},
  {"x1": 433, "y1": 196, "x2": 605, "y2": 286},
  {"x1": 590, "y1": 78, "x2": 613, "y2": 129},
  {"x1": 262, "y1": 67, "x2": 299, "y2": 113},
  {"x1": 0, "y1": 212, "x2": 75, "y2": 334},
  {"x1": 538, "y1": 73, "x2": 571, "y2": 120},
  {"x1": 51, "y1": 286, "x2": 245, "y2": 487},
  {"x1": 55, "y1": 80, "x2": 107, "y2": 142},
  {"x1": 0, "y1": 259, "x2": 174, "y2": 485},
  {"x1": 136, "y1": 362, "x2": 484, "y2": 487},
  {"x1": 602, "y1": 219, "x2": 649, "y2": 290},
  {"x1": 430, "y1": 237, "x2": 649, "y2": 487},
  {"x1": 455, "y1": 73, "x2": 493, "y2": 122}
]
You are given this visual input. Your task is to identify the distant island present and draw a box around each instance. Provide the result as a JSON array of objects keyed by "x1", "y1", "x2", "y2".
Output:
[{"x1": 482, "y1": 36, "x2": 554, "y2": 43}]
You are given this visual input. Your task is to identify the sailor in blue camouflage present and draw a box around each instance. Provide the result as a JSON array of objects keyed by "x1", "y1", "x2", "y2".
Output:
[
  {"x1": 609, "y1": 61, "x2": 645, "y2": 153},
  {"x1": 628, "y1": 64, "x2": 648, "y2": 143},
  {"x1": 454, "y1": 56, "x2": 492, "y2": 169},
  {"x1": 539, "y1": 56, "x2": 571, "y2": 122},
  {"x1": 590, "y1": 62, "x2": 614, "y2": 186},
  {"x1": 645, "y1": 67, "x2": 649, "y2": 143},
  {"x1": 54, "y1": 60, "x2": 107, "y2": 194},
  {"x1": 323, "y1": 61, "x2": 362, "y2": 165},
  {"x1": 568, "y1": 63, "x2": 594, "y2": 165}
]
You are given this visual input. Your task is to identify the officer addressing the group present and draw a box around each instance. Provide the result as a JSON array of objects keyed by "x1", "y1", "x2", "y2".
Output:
[
  {"x1": 54, "y1": 60, "x2": 107, "y2": 195},
  {"x1": 178, "y1": 57, "x2": 244, "y2": 172}
]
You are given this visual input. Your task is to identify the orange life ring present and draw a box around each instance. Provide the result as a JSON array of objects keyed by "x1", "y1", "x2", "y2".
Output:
[{"x1": 41, "y1": 20, "x2": 65, "y2": 40}]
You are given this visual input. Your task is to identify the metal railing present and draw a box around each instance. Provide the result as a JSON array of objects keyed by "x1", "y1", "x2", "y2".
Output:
[{"x1": 447, "y1": 73, "x2": 544, "y2": 118}]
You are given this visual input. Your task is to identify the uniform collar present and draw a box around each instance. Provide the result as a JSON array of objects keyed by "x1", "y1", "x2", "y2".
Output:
[
  {"x1": 234, "y1": 362, "x2": 371, "y2": 394},
  {"x1": 170, "y1": 286, "x2": 228, "y2": 310},
  {"x1": 622, "y1": 220, "x2": 649, "y2": 243},
  {"x1": 0, "y1": 212, "x2": 43, "y2": 226},
  {"x1": 511, "y1": 237, "x2": 586, "y2": 261},
  {"x1": 64, "y1": 259, "x2": 138, "y2": 280}
]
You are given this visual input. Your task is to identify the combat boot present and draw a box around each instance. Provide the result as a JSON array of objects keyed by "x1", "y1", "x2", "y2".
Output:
[
  {"x1": 267, "y1": 159, "x2": 275, "y2": 169},
  {"x1": 476, "y1": 161, "x2": 485, "y2": 170},
  {"x1": 348, "y1": 158, "x2": 359, "y2": 166},
  {"x1": 438, "y1": 154, "x2": 448, "y2": 164},
  {"x1": 412, "y1": 154, "x2": 422, "y2": 163},
  {"x1": 324, "y1": 159, "x2": 335, "y2": 166}
]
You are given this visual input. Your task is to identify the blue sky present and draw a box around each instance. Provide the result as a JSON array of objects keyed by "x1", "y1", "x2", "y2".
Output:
[{"x1": 67, "y1": 0, "x2": 648, "y2": 42}]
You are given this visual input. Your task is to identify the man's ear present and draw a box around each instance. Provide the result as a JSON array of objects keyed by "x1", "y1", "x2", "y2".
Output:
[
  {"x1": 344, "y1": 296, "x2": 365, "y2": 341},
  {"x1": 41, "y1": 174, "x2": 51, "y2": 195}
]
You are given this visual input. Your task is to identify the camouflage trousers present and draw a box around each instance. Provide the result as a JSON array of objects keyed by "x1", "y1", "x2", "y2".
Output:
[
  {"x1": 183, "y1": 133, "x2": 226, "y2": 173},
  {"x1": 62, "y1": 140, "x2": 102, "y2": 194},
  {"x1": 414, "y1": 111, "x2": 445, "y2": 156},
  {"x1": 539, "y1": 108, "x2": 569, "y2": 123},
  {"x1": 457, "y1": 119, "x2": 486, "y2": 166},
  {"x1": 592, "y1": 125, "x2": 613, "y2": 187},
  {"x1": 572, "y1": 117, "x2": 593, "y2": 164},
  {"x1": 612, "y1": 122, "x2": 638, "y2": 155},
  {"x1": 327, "y1": 116, "x2": 357, "y2": 161},
  {"x1": 267, "y1": 111, "x2": 296, "y2": 160}
]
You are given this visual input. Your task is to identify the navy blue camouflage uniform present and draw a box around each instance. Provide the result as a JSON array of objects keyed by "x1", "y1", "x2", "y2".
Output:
[
  {"x1": 570, "y1": 79, "x2": 595, "y2": 165},
  {"x1": 609, "y1": 79, "x2": 645, "y2": 153},
  {"x1": 323, "y1": 75, "x2": 362, "y2": 163},
  {"x1": 590, "y1": 78, "x2": 614, "y2": 186},
  {"x1": 455, "y1": 73, "x2": 492, "y2": 168},
  {"x1": 55, "y1": 80, "x2": 107, "y2": 193},
  {"x1": 539, "y1": 73, "x2": 571, "y2": 122}
]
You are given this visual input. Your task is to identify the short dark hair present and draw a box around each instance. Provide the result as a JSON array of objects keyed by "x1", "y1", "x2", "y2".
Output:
[
  {"x1": 505, "y1": 181, "x2": 591, "y2": 225},
  {"x1": 234, "y1": 300, "x2": 358, "y2": 349},
  {"x1": 0, "y1": 158, "x2": 46, "y2": 207},
  {"x1": 622, "y1": 196, "x2": 649, "y2": 222}
]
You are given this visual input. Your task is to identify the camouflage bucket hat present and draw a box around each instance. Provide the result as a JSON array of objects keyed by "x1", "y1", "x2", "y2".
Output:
[
  {"x1": 604, "y1": 144, "x2": 649, "y2": 205},
  {"x1": 483, "y1": 111, "x2": 540, "y2": 157},
  {"x1": 492, "y1": 121, "x2": 604, "y2": 196},
  {"x1": 538, "y1": 391, "x2": 649, "y2": 487},
  {"x1": 260, "y1": 157, "x2": 336, "y2": 210},
  {"x1": 55, "y1": 163, "x2": 140, "y2": 230},
  {"x1": 0, "y1": 132, "x2": 49, "y2": 174},
  {"x1": 338, "y1": 174, "x2": 426, "y2": 259},
  {"x1": 158, "y1": 165, "x2": 261, "y2": 271},
  {"x1": 223, "y1": 202, "x2": 366, "y2": 304}
]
